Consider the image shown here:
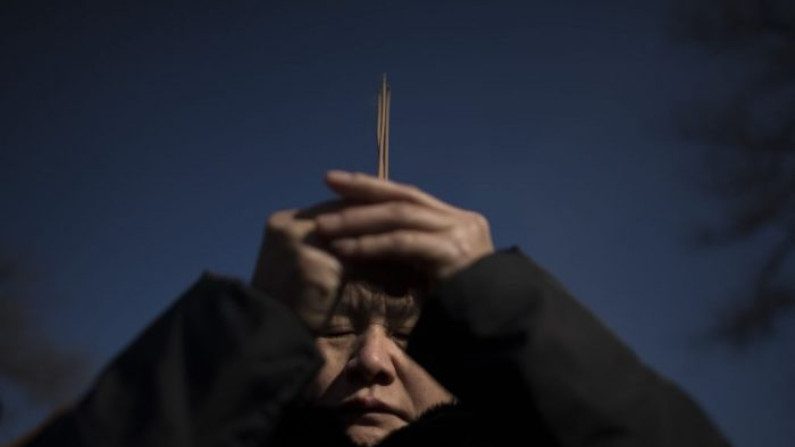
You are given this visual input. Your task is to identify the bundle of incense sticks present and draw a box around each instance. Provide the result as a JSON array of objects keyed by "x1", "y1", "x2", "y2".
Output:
[{"x1": 376, "y1": 74, "x2": 391, "y2": 180}]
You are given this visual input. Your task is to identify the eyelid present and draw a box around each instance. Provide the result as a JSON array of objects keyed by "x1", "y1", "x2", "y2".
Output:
[
  {"x1": 319, "y1": 325, "x2": 356, "y2": 337},
  {"x1": 390, "y1": 325, "x2": 412, "y2": 336},
  {"x1": 389, "y1": 329, "x2": 412, "y2": 345},
  {"x1": 323, "y1": 329, "x2": 355, "y2": 337}
]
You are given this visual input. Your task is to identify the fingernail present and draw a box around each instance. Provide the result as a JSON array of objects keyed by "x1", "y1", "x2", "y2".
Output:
[{"x1": 327, "y1": 170, "x2": 351, "y2": 181}]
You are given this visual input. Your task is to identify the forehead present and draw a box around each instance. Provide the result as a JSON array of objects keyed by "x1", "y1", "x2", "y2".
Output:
[{"x1": 332, "y1": 281, "x2": 421, "y2": 325}]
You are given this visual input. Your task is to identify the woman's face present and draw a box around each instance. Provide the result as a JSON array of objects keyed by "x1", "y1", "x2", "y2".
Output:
[{"x1": 302, "y1": 283, "x2": 454, "y2": 446}]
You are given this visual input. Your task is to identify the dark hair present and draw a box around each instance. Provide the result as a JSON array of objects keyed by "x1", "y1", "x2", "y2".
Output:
[
  {"x1": 334, "y1": 260, "x2": 426, "y2": 325},
  {"x1": 341, "y1": 260, "x2": 426, "y2": 300}
]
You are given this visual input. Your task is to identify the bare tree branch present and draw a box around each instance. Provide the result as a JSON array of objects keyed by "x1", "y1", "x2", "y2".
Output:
[
  {"x1": 715, "y1": 230, "x2": 795, "y2": 345},
  {"x1": 675, "y1": 0, "x2": 795, "y2": 344}
]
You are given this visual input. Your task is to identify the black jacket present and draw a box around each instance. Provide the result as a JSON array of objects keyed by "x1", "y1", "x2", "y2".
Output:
[{"x1": 20, "y1": 249, "x2": 729, "y2": 447}]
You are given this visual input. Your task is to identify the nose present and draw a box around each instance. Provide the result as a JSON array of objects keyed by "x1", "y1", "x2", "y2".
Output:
[{"x1": 346, "y1": 325, "x2": 397, "y2": 386}]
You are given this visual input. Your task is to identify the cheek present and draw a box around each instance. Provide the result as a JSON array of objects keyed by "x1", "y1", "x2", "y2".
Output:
[
  {"x1": 393, "y1": 352, "x2": 455, "y2": 415},
  {"x1": 306, "y1": 339, "x2": 350, "y2": 400}
]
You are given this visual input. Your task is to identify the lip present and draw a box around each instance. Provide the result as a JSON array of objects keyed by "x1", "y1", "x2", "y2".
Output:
[{"x1": 338, "y1": 396, "x2": 409, "y2": 422}]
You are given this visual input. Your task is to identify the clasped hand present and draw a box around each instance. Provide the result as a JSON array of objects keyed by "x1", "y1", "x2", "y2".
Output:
[{"x1": 251, "y1": 170, "x2": 495, "y2": 330}]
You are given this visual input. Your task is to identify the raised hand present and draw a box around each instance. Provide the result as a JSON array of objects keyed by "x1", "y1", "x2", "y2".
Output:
[
  {"x1": 315, "y1": 170, "x2": 495, "y2": 284},
  {"x1": 251, "y1": 201, "x2": 346, "y2": 332}
]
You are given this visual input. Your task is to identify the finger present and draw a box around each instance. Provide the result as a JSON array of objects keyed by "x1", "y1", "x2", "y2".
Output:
[
  {"x1": 328, "y1": 230, "x2": 454, "y2": 265},
  {"x1": 295, "y1": 199, "x2": 349, "y2": 219},
  {"x1": 268, "y1": 201, "x2": 349, "y2": 244},
  {"x1": 314, "y1": 202, "x2": 452, "y2": 237},
  {"x1": 325, "y1": 170, "x2": 454, "y2": 211},
  {"x1": 300, "y1": 245, "x2": 343, "y2": 279},
  {"x1": 265, "y1": 209, "x2": 317, "y2": 241}
]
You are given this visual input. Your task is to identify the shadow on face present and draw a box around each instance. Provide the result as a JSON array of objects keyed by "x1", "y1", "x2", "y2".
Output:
[{"x1": 304, "y1": 264, "x2": 453, "y2": 446}]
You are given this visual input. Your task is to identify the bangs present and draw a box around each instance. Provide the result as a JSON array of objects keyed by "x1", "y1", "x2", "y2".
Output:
[{"x1": 335, "y1": 260, "x2": 425, "y2": 324}]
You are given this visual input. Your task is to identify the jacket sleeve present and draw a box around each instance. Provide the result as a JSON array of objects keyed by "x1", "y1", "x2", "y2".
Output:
[
  {"x1": 18, "y1": 273, "x2": 323, "y2": 447},
  {"x1": 407, "y1": 248, "x2": 730, "y2": 447}
]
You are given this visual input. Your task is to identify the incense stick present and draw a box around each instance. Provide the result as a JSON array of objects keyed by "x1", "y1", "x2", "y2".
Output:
[{"x1": 377, "y1": 74, "x2": 390, "y2": 180}]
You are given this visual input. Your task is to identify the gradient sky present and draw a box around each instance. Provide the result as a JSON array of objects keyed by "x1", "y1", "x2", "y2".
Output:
[{"x1": 1, "y1": 1, "x2": 793, "y2": 445}]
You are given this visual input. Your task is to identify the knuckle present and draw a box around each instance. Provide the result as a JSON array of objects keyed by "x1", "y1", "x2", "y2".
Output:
[
  {"x1": 450, "y1": 224, "x2": 476, "y2": 254},
  {"x1": 466, "y1": 211, "x2": 490, "y2": 231},
  {"x1": 450, "y1": 225, "x2": 468, "y2": 246},
  {"x1": 472, "y1": 211, "x2": 485, "y2": 223},
  {"x1": 451, "y1": 242, "x2": 470, "y2": 261}
]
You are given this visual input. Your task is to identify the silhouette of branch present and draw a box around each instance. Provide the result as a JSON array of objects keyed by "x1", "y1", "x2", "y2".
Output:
[
  {"x1": 675, "y1": 0, "x2": 795, "y2": 344},
  {"x1": 715, "y1": 229, "x2": 795, "y2": 345},
  {"x1": 673, "y1": 0, "x2": 795, "y2": 47}
]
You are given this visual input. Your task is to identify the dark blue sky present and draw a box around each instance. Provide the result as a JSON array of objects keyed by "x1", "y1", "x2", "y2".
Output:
[{"x1": 1, "y1": 1, "x2": 792, "y2": 445}]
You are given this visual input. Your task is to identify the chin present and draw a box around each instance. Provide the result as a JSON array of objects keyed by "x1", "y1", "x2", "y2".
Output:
[
  {"x1": 346, "y1": 425, "x2": 389, "y2": 446},
  {"x1": 345, "y1": 418, "x2": 407, "y2": 447},
  {"x1": 337, "y1": 408, "x2": 409, "y2": 446}
]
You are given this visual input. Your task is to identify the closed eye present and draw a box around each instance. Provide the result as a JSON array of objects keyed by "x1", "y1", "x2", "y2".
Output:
[
  {"x1": 325, "y1": 332, "x2": 355, "y2": 338},
  {"x1": 390, "y1": 331, "x2": 411, "y2": 347},
  {"x1": 321, "y1": 328, "x2": 356, "y2": 338}
]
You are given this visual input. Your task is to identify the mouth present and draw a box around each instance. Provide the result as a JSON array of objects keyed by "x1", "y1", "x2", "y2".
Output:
[{"x1": 337, "y1": 396, "x2": 409, "y2": 423}]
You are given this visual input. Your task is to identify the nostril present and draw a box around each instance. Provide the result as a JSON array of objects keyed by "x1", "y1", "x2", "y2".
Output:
[
  {"x1": 345, "y1": 333, "x2": 397, "y2": 386},
  {"x1": 347, "y1": 364, "x2": 394, "y2": 386}
]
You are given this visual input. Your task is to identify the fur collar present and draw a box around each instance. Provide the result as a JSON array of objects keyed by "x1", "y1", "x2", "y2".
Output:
[{"x1": 268, "y1": 402, "x2": 488, "y2": 446}]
